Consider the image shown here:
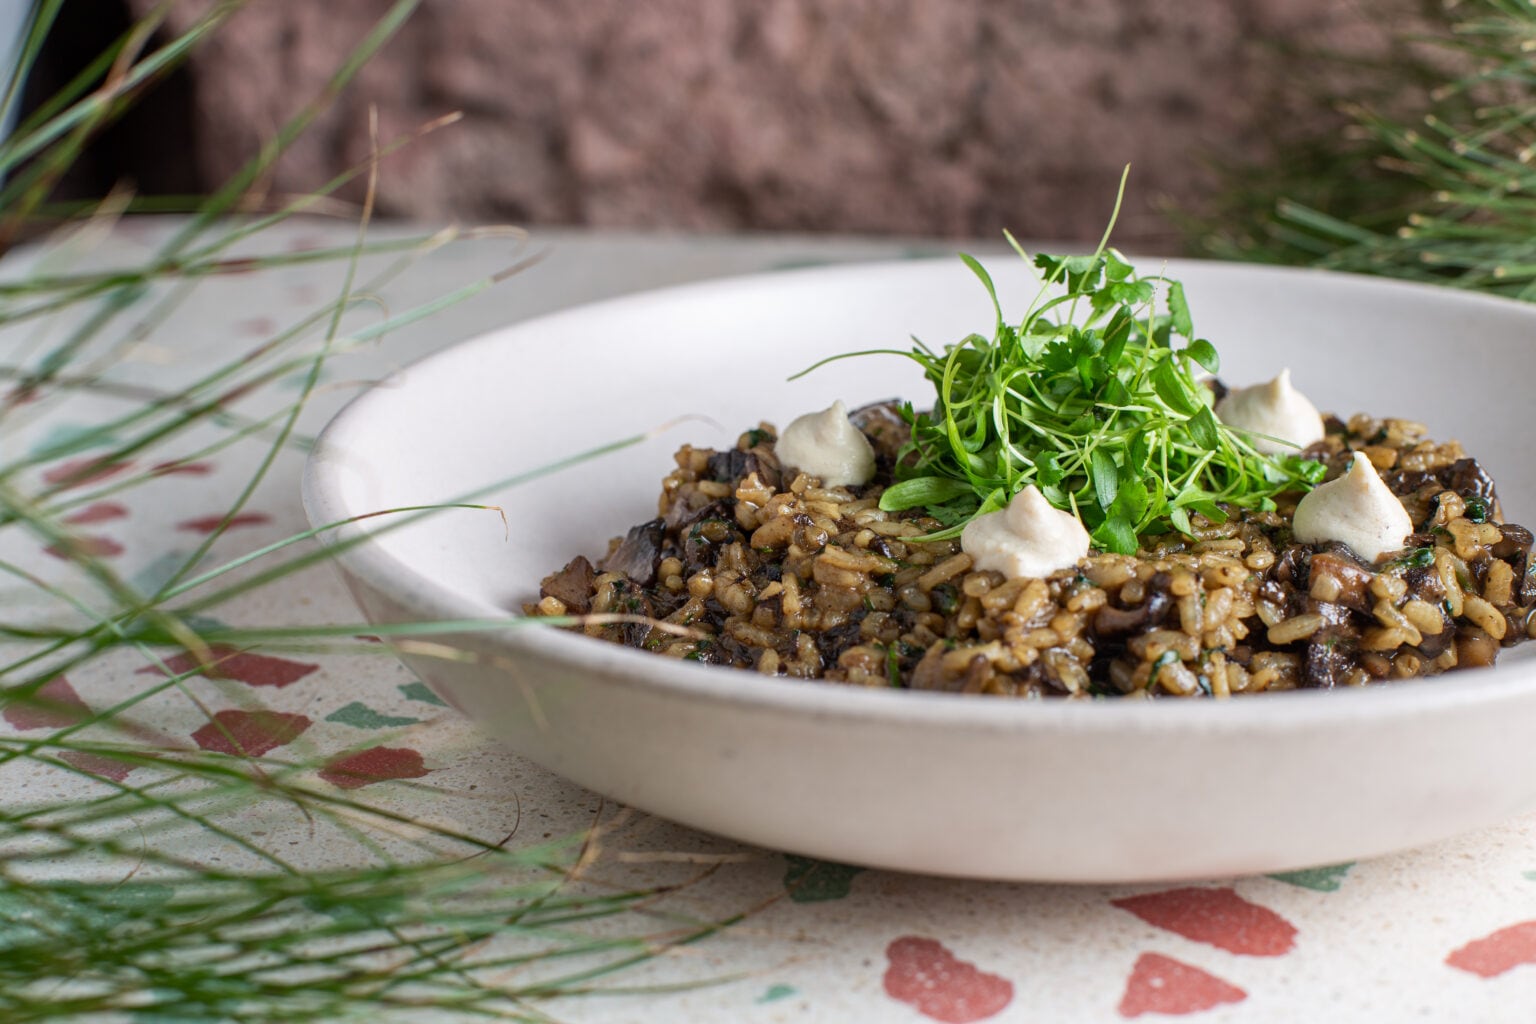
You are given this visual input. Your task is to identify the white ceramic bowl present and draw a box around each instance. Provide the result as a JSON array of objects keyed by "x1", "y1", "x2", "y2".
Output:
[{"x1": 303, "y1": 257, "x2": 1536, "y2": 882}]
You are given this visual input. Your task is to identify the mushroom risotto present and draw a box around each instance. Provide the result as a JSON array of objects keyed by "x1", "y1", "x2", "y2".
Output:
[{"x1": 529, "y1": 245, "x2": 1536, "y2": 697}]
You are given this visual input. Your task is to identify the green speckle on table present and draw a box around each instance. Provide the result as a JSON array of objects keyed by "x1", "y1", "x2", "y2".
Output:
[
  {"x1": 131, "y1": 551, "x2": 204, "y2": 596},
  {"x1": 0, "y1": 883, "x2": 175, "y2": 951},
  {"x1": 280, "y1": 367, "x2": 330, "y2": 390},
  {"x1": 1522, "y1": 870, "x2": 1536, "y2": 881},
  {"x1": 30, "y1": 422, "x2": 119, "y2": 458},
  {"x1": 178, "y1": 613, "x2": 229, "y2": 634},
  {"x1": 325, "y1": 701, "x2": 420, "y2": 729},
  {"x1": 1269, "y1": 862, "x2": 1354, "y2": 892},
  {"x1": 398, "y1": 681, "x2": 447, "y2": 707},
  {"x1": 768, "y1": 258, "x2": 840, "y2": 272},
  {"x1": 783, "y1": 854, "x2": 864, "y2": 902},
  {"x1": 756, "y1": 983, "x2": 797, "y2": 1004}
]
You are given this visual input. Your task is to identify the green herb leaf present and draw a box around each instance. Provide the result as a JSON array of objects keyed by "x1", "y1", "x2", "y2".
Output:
[
  {"x1": 1034, "y1": 253, "x2": 1104, "y2": 293},
  {"x1": 1186, "y1": 338, "x2": 1220, "y2": 374},
  {"x1": 1150, "y1": 357, "x2": 1200, "y2": 416},
  {"x1": 960, "y1": 253, "x2": 1003, "y2": 330},
  {"x1": 1169, "y1": 505, "x2": 1193, "y2": 536},
  {"x1": 816, "y1": 181, "x2": 1324, "y2": 552},
  {"x1": 1188, "y1": 406, "x2": 1220, "y2": 450},
  {"x1": 1090, "y1": 448, "x2": 1119, "y2": 509},
  {"x1": 879, "y1": 476, "x2": 973, "y2": 511},
  {"x1": 1094, "y1": 515, "x2": 1137, "y2": 554},
  {"x1": 1167, "y1": 280, "x2": 1193, "y2": 338}
]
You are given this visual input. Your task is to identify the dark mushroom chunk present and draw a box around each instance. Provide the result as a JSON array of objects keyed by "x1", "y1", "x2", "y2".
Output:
[
  {"x1": 814, "y1": 610, "x2": 868, "y2": 665},
  {"x1": 1448, "y1": 457, "x2": 1498, "y2": 506},
  {"x1": 1388, "y1": 469, "x2": 1442, "y2": 501},
  {"x1": 664, "y1": 488, "x2": 731, "y2": 531},
  {"x1": 1402, "y1": 562, "x2": 1445, "y2": 603},
  {"x1": 959, "y1": 654, "x2": 992, "y2": 694},
  {"x1": 666, "y1": 495, "x2": 732, "y2": 533},
  {"x1": 598, "y1": 519, "x2": 665, "y2": 587},
  {"x1": 1493, "y1": 523, "x2": 1534, "y2": 560},
  {"x1": 1091, "y1": 574, "x2": 1174, "y2": 639},
  {"x1": 1413, "y1": 622, "x2": 1456, "y2": 661},
  {"x1": 1302, "y1": 635, "x2": 1353, "y2": 689},
  {"x1": 1274, "y1": 545, "x2": 1311, "y2": 591},
  {"x1": 683, "y1": 516, "x2": 745, "y2": 574},
  {"x1": 706, "y1": 448, "x2": 760, "y2": 485},
  {"x1": 606, "y1": 579, "x2": 655, "y2": 648},
  {"x1": 538, "y1": 555, "x2": 596, "y2": 614},
  {"x1": 1520, "y1": 557, "x2": 1536, "y2": 607},
  {"x1": 910, "y1": 643, "x2": 947, "y2": 691},
  {"x1": 1307, "y1": 549, "x2": 1374, "y2": 613},
  {"x1": 1455, "y1": 626, "x2": 1501, "y2": 669},
  {"x1": 1308, "y1": 600, "x2": 1353, "y2": 628}
]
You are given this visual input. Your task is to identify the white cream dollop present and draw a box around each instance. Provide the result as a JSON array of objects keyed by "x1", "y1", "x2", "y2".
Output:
[
  {"x1": 1215, "y1": 368, "x2": 1325, "y2": 455},
  {"x1": 1292, "y1": 451, "x2": 1413, "y2": 563},
  {"x1": 774, "y1": 400, "x2": 877, "y2": 488},
  {"x1": 961, "y1": 485, "x2": 1091, "y2": 579}
]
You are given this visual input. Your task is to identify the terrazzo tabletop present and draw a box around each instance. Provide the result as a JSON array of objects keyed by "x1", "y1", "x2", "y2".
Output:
[{"x1": 4, "y1": 216, "x2": 1536, "y2": 1022}]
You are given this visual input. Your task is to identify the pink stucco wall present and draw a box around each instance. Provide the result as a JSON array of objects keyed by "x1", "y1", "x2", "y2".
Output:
[{"x1": 140, "y1": 0, "x2": 1400, "y2": 244}]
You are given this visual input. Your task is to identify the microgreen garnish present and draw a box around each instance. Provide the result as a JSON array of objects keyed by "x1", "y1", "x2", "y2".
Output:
[{"x1": 795, "y1": 170, "x2": 1325, "y2": 554}]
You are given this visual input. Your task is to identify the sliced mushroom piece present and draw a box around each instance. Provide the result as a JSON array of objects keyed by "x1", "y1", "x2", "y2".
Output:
[
  {"x1": 1307, "y1": 549, "x2": 1374, "y2": 613},
  {"x1": 1302, "y1": 635, "x2": 1353, "y2": 689},
  {"x1": 1091, "y1": 585, "x2": 1173, "y2": 640},
  {"x1": 598, "y1": 518, "x2": 665, "y2": 587},
  {"x1": 1448, "y1": 457, "x2": 1498, "y2": 506},
  {"x1": 538, "y1": 555, "x2": 596, "y2": 614},
  {"x1": 1455, "y1": 625, "x2": 1500, "y2": 669},
  {"x1": 706, "y1": 448, "x2": 761, "y2": 485}
]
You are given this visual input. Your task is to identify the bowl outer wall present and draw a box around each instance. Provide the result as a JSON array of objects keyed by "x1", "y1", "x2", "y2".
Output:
[{"x1": 304, "y1": 256, "x2": 1536, "y2": 881}]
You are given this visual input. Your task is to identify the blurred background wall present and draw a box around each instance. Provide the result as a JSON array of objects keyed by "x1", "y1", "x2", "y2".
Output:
[{"x1": 47, "y1": 0, "x2": 1406, "y2": 246}]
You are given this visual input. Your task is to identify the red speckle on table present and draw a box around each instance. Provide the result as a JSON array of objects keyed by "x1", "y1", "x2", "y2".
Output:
[
  {"x1": 236, "y1": 316, "x2": 277, "y2": 336},
  {"x1": 1112, "y1": 888, "x2": 1297, "y2": 957},
  {"x1": 59, "y1": 749, "x2": 135, "y2": 782},
  {"x1": 213, "y1": 257, "x2": 261, "y2": 275},
  {"x1": 64, "y1": 502, "x2": 128, "y2": 525},
  {"x1": 319, "y1": 747, "x2": 428, "y2": 789},
  {"x1": 140, "y1": 647, "x2": 318, "y2": 689},
  {"x1": 1447, "y1": 921, "x2": 1536, "y2": 978},
  {"x1": 285, "y1": 234, "x2": 327, "y2": 253},
  {"x1": 2, "y1": 676, "x2": 88, "y2": 730},
  {"x1": 44, "y1": 535, "x2": 124, "y2": 559},
  {"x1": 152, "y1": 461, "x2": 213, "y2": 476},
  {"x1": 1118, "y1": 953, "x2": 1247, "y2": 1018},
  {"x1": 176, "y1": 512, "x2": 271, "y2": 534},
  {"x1": 192, "y1": 709, "x2": 312, "y2": 757},
  {"x1": 288, "y1": 283, "x2": 320, "y2": 304},
  {"x1": 882, "y1": 936, "x2": 1014, "y2": 1023},
  {"x1": 43, "y1": 457, "x2": 132, "y2": 488}
]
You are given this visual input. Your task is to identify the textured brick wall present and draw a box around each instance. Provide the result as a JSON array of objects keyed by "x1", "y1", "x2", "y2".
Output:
[{"x1": 139, "y1": 0, "x2": 1400, "y2": 245}]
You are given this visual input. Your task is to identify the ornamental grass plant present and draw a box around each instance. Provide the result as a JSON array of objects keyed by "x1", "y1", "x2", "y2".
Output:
[{"x1": 0, "y1": 4, "x2": 759, "y2": 1020}]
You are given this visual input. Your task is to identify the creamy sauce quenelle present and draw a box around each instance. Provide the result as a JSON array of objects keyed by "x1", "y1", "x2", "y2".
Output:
[
  {"x1": 961, "y1": 485, "x2": 1091, "y2": 579},
  {"x1": 1215, "y1": 368, "x2": 1325, "y2": 455},
  {"x1": 774, "y1": 400, "x2": 877, "y2": 488},
  {"x1": 1292, "y1": 451, "x2": 1414, "y2": 563}
]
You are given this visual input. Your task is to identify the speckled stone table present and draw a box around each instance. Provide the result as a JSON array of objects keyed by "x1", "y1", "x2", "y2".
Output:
[{"x1": 4, "y1": 217, "x2": 1536, "y2": 1022}]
